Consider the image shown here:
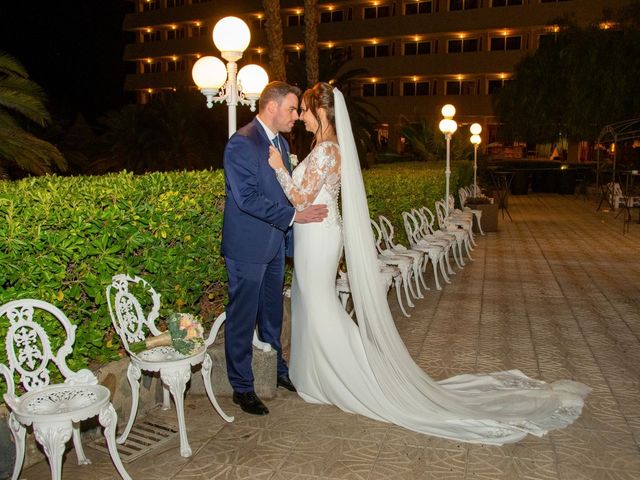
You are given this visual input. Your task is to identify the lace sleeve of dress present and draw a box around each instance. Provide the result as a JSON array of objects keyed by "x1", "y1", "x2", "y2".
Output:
[{"x1": 274, "y1": 142, "x2": 340, "y2": 209}]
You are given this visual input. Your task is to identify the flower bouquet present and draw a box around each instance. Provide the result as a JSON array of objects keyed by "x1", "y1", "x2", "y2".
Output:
[{"x1": 129, "y1": 313, "x2": 205, "y2": 356}]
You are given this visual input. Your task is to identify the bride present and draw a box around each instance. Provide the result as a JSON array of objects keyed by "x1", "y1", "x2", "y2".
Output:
[{"x1": 267, "y1": 82, "x2": 589, "y2": 445}]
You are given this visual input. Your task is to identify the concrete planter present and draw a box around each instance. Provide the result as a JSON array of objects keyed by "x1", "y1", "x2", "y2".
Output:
[{"x1": 467, "y1": 202, "x2": 498, "y2": 232}]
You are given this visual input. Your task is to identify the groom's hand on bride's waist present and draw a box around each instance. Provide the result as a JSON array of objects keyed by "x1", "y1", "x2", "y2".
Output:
[{"x1": 294, "y1": 204, "x2": 328, "y2": 224}]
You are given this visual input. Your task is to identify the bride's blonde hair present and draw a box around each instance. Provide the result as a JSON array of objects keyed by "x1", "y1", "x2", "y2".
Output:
[{"x1": 302, "y1": 82, "x2": 336, "y2": 143}]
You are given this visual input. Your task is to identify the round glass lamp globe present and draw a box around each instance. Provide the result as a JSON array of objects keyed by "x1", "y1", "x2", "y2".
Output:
[
  {"x1": 213, "y1": 17, "x2": 251, "y2": 53},
  {"x1": 471, "y1": 134, "x2": 482, "y2": 145},
  {"x1": 441, "y1": 104, "x2": 456, "y2": 118},
  {"x1": 238, "y1": 64, "x2": 269, "y2": 96},
  {"x1": 192, "y1": 56, "x2": 227, "y2": 89},
  {"x1": 470, "y1": 123, "x2": 482, "y2": 135},
  {"x1": 439, "y1": 118, "x2": 458, "y2": 134}
]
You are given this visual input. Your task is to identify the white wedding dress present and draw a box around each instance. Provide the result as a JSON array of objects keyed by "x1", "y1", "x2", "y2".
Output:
[{"x1": 273, "y1": 90, "x2": 589, "y2": 445}]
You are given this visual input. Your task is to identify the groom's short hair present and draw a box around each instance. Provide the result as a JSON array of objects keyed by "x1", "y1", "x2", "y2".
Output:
[{"x1": 259, "y1": 81, "x2": 301, "y2": 112}]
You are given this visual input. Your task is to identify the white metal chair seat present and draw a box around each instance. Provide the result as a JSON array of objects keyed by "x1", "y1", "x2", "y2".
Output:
[
  {"x1": 422, "y1": 205, "x2": 469, "y2": 267},
  {"x1": 413, "y1": 207, "x2": 457, "y2": 275},
  {"x1": 1, "y1": 299, "x2": 131, "y2": 480},
  {"x1": 17, "y1": 384, "x2": 109, "y2": 419},
  {"x1": 378, "y1": 215, "x2": 428, "y2": 299},
  {"x1": 134, "y1": 345, "x2": 206, "y2": 364},
  {"x1": 458, "y1": 187, "x2": 484, "y2": 235},
  {"x1": 402, "y1": 210, "x2": 450, "y2": 290},
  {"x1": 435, "y1": 200, "x2": 475, "y2": 258},
  {"x1": 371, "y1": 219, "x2": 416, "y2": 314},
  {"x1": 336, "y1": 262, "x2": 401, "y2": 316},
  {"x1": 107, "y1": 274, "x2": 234, "y2": 459},
  {"x1": 454, "y1": 192, "x2": 485, "y2": 236},
  {"x1": 443, "y1": 197, "x2": 477, "y2": 246}
]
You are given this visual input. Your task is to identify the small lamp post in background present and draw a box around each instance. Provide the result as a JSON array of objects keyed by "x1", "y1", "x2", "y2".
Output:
[
  {"x1": 470, "y1": 123, "x2": 482, "y2": 197},
  {"x1": 191, "y1": 16, "x2": 269, "y2": 138},
  {"x1": 439, "y1": 104, "x2": 458, "y2": 217}
]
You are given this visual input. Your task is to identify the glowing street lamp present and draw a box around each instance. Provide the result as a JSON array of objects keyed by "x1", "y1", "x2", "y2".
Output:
[
  {"x1": 438, "y1": 104, "x2": 458, "y2": 217},
  {"x1": 191, "y1": 16, "x2": 269, "y2": 137},
  {"x1": 470, "y1": 123, "x2": 482, "y2": 197}
]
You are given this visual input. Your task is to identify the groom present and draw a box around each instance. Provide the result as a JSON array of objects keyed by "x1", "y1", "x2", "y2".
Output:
[{"x1": 221, "y1": 81, "x2": 328, "y2": 415}]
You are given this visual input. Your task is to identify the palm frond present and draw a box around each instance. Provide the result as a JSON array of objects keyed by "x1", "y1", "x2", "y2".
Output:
[
  {"x1": 0, "y1": 76, "x2": 51, "y2": 126},
  {"x1": 0, "y1": 126, "x2": 67, "y2": 174},
  {"x1": 0, "y1": 52, "x2": 29, "y2": 79}
]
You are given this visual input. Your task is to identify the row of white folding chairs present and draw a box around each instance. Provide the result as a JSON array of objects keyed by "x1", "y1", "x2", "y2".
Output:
[
  {"x1": 337, "y1": 203, "x2": 477, "y2": 319},
  {"x1": 458, "y1": 186, "x2": 487, "y2": 235}
]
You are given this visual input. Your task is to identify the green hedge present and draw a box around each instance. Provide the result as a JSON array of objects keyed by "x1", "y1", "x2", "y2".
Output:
[{"x1": 0, "y1": 161, "x2": 469, "y2": 393}]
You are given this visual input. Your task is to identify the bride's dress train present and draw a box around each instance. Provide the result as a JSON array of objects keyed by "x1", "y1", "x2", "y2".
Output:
[{"x1": 276, "y1": 90, "x2": 589, "y2": 446}]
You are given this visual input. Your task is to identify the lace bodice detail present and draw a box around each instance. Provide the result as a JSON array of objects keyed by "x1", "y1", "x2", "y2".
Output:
[{"x1": 274, "y1": 141, "x2": 341, "y2": 226}]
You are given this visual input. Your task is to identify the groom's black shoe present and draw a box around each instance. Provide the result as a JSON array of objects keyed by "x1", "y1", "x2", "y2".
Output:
[
  {"x1": 277, "y1": 374, "x2": 296, "y2": 392},
  {"x1": 232, "y1": 391, "x2": 269, "y2": 415}
]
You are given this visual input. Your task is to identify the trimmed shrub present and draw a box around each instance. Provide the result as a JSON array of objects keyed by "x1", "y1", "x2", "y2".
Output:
[{"x1": 0, "y1": 161, "x2": 467, "y2": 394}]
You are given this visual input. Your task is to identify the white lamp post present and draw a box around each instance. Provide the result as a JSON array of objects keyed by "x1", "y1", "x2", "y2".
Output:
[
  {"x1": 191, "y1": 16, "x2": 269, "y2": 137},
  {"x1": 470, "y1": 123, "x2": 482, "y2": 197},
  {"x1": 438, "y1": 104, "x2": 457, "y2": 217}
]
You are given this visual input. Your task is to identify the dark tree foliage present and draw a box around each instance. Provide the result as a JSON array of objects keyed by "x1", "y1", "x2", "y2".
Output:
[{"x1": 494, "y1": 4, "x2": 640, "y2": 143}]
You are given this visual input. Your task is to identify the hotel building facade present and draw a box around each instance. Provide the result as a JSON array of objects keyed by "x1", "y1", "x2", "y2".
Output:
[{"x1": 123, "y1": 0, "x2": 628, "y2": 151}]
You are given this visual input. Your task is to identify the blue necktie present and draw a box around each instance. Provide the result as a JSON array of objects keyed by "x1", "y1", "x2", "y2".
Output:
[{"x1": 273, "y1": 135, "x2": 291, "y2": 173}]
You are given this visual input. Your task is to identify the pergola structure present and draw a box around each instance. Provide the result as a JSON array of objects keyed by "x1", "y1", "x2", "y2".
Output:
[{"x1": 596, "y1": 118, "x2": 640, "y2": 187}]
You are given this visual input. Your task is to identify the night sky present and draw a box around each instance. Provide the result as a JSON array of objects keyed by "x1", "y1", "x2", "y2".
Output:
[{"x1": 1, "y1": 1, "x2": 136, "y2": 123}]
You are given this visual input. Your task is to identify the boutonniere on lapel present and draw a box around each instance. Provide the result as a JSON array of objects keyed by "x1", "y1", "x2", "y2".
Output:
[{"x1": 289, "y1": 154, "x2": 299, "y2": 169}]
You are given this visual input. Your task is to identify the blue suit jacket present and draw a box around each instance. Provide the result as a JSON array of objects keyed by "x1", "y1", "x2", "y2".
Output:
[{"x1": 221, "y1": 118, "x2": 295, "y2": 263}]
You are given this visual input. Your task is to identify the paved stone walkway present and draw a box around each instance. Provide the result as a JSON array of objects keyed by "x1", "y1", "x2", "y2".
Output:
[{"x1": 21, "y1": 194, "x2": 640, "y2": 479}]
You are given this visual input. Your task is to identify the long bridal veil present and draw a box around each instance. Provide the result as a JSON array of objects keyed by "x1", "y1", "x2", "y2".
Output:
[{"x1": 334, "y1": 87, "x2": 590, "y2": 444}]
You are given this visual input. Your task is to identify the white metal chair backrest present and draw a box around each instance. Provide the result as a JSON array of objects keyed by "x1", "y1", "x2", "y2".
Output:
[
  {"x1": 0, "y1": 299, "x2": 84, "y2": 403},
  {"x1": 106, "y1": 274, "x2": 163, "y2": 355},
  {"x1": 412, "y1": 208, "x2": 430, "y2": 238},
  {"x1": 434, "y1": 200, "x2": 448, "y2": 228},
  {"x1": 370, "y1": 218, "x2": 386, "y2": 253},
  {"x1": 418, "y1": 206, "x2": 437, "y2": 234},
  {"x1": 378, "y1": 215, "x2": 402, "y2": 250},
  {"x1": 459, "y1": 188, "x2": 468, "y2": 208},
  {"x1": 402, "y1": 211, "x2": 421, "y2": 246}
]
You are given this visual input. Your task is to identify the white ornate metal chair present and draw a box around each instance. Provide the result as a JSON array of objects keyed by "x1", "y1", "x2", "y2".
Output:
[
  {"x1": 378, "y1": 214, "x2": 428, "y2": 298},
  {"x1": 434, "y1": 200, "x2": 475, "y2": 260},
  {"x1": 0, "y1": 299, "x2": 131, "y2": 480},
  {"x1": 402, "y1": 210, "x2": 450, "y2": 290},
  {"x1": 445, "y1": 196, "x2": 478, "y2": 246},
  {"x1": 412, "y1": 207, "x2": 457, "y2": 276},
  {"x1": 106, "y1": 274, "x2": 234, "y2": 458},
  {"x1": 420, "y1": 205, "x2": 467, "y2": 268},
  {"x1": 452, "y1": 193, "x2": 485, "y2": 236},
  {"x1": 336, "y1": 262, "x2": 402, "y2": 318},
  {"x1": 370, "y1": 218, "x2": 415, "y2": 316}
]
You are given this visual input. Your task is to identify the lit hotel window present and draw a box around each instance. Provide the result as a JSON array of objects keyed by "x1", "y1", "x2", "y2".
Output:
[
  {"x1": 288, "y1": 13, "x2": 305, "y2": 27},
  {"x1": 490, "y1": 35, "x2": 522, "y2": 51},
  {"x1": 403, "y1": 81, "x2": 430, "y2": 96},
  {"x1": 363, "y1": 44, "x2": 390, "y2": 58},
  {"x1": 404, "y1": 41, "x2": 431, "y2": 55},
  {"x1": 364, "y1": 5, "x2": 391, "y2": 19},
  {"x1": 447, "y1": 38, "x2": 480, "y2": 53},
  {"x1": 446, "y1": 80, "x2": 477, "y2": 95},
  {"x1": 491, "y1": 0, "x2": 523, "y2": 6},
  {"x1": 488, "y1": 78, "x2": 510, "y2": 94},
  {"x1": 321, "y1": 10, "x2": 344, "y2": 23},
  {"x1": 142, "y1": 0, "x2": 160, "y2": 12},
  {"x1": 362, "y1": 83, "x2": 389, "y2": 97},
  {"x1": 405, "y1": 1, "x2": 432, "y2": 14},
  {"x1": 449, "y1": 0, "x2": 480, "y2": 11}
]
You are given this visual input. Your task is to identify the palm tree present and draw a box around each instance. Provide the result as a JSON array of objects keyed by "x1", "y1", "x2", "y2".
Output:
[
  {"x1": 0, "y1": 52, "x2": 66, "y2": 176},
  {"x1": 262, "y1": 0, "x2": 287, "y2": 81},
  {"x1": 400, "y1": 116, "x2": 472, "y2": 163},
  {"x1": 304, "y1": 0, "x2": 320, "y2": 86}
]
